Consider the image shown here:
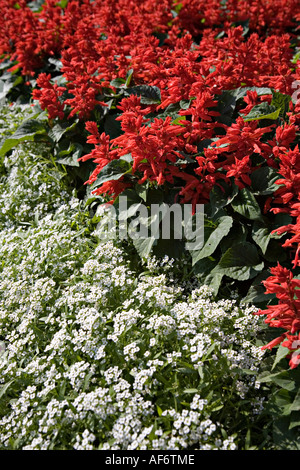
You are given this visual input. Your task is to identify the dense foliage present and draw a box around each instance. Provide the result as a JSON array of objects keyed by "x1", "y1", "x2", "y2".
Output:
[
  {"x1": 1, "y1": 0, "x2": 300, "y2": 450},
  {"x1": 0, "y1": 104, "x2": 274, "y2": 450}
]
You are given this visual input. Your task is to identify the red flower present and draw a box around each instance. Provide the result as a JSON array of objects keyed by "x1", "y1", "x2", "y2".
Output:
[{"x1": 32, "y1": 73, "x2": 66, "y2": 120}]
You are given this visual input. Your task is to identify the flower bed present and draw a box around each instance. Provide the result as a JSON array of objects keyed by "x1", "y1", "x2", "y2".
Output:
[{"x1": 0, "y1": 0, "x2": 300, "y2": 450}]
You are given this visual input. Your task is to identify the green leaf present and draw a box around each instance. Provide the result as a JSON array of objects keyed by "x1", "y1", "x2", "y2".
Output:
[
  {"x1": 216, "y1": 87, "x2": 272, "y2": 116},
  {"x1": 220, "y1": 223, "x2": 247, "y2": 253},
  {"x1": 56, "y1": 143, "x2": 82, "y2": 167},
  {"x1": 252, "y1": 220, "x2": 271, "y2": 254},
  {"x1": 273, "y1": 213, "x2": 293, "y2": 231},
  {"x1": 104, "y1": 114, "x2": 122, "y2": 139},
  {"x1": 271, "y1": 90, "x2": 291, "y2": 117},
  {"x1": 0, "y1": 59, "x2": 15, "y2": 71},
  {"x1": 273, "y1": 416, "x2": 300, "y2": 450},
  {"x1": 193, "y1": 257, "x2": 217, "y2": 277},
  {"x1": 257, "y1": 371, "x2": 296, "y2": 390},
  {"x1": 203, "y1": 271, "x2": 224, "y2": 295},
  {"x1": 48, "y1": 120, "x2": 78, "y2": 143},
  {"x1": 110, "y1": 77, "x2": 126, "y2": 88},
  {"x1": 125, "y1": 69, "x2": 134, "y2": 88},
  {"x1": 263, "y1": 238, "x2": 287, "y2": 263},
  {"x1": 272, "y1": 345, "x2": 290, "y2": 370},
  {"x1": 243, "y1": 102, "x2": 281, "y2": 122},
  {"x1": 209, "y1": 181, "x2": 239, "y2": 217},
  {"x1": 290, "y1": 388, "x2": 300, "y2": 412},
  {"x1": 125, "y1": 85, "x2": 161, "y2": 104},
  {"x1": 134, "y1": 182, "x2": 148, "y2": 202},
  {"x1": 289, "y1": 412, "x2": 300, "y2": 430},
  {"x1": 242, "y1": 270, "x2": 275, "y2": 304},
  {"x1": 0, "y1": 380, "x2": 14, "y2": 399},
  {"x1": 0, "y1": 119, "x2": 47, "y2": 158},
  {"x1": 114, "y1": 188, "x2": 142, "y2": 207},
  {"x1": 91, "y1": 159, "x2": 132, "y2": 189},
  {"x1": 48, "y1": 58, "x2": 63, "y2": 71},
  {"x1": 192, "y1": 216, "x2": 233, "y2": 264},
  {"x1": 0, "y1": 75, "x2": 22, "y2": 101},
  {"x1": 179, "y1": 99, "x2": 192, "y2": 110},
  {"x1": 27, "y1": 0, "x2": 45, "y2": 11},
  {"x1": 212, "y1": 242, "x2": 264, "y2": 281},
  {"x1": 130, "y1": 205, "x2": 169, "y2": 258},
  {"x1": 231, "y1": 188, "x2": 262, "y2": 220},
  {"x1": 119, "y1": 153, "x2": 133, "y2": 163},
  {"x1": 153, "y1": 238, "x2": 186, "y2": 259},
  {"x1": 250, "y1": 166, "x2": 280, "y2": 195},
  {"x1": 132, "y1": 235, "x2": 156, "y2": 259}
]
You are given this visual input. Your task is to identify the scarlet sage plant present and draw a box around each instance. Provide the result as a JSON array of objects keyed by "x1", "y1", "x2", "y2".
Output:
[{"x1": 0, "y1": 0, "x2": 300, "y2": 370}]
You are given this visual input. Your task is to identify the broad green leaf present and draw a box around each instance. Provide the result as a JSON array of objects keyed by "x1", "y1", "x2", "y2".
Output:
[
  {"x1": 209, "y1": 181, "x2": 239, "y2": 217},
  {"x1": 134, "y1": 182, "x2": 148, "y2": 202},
  {"x1": 48, "y1": 120, "x2": 78, "y2": 143},
  {"x1": 114, "y1": 188, "x2": 142, "y2": 207},
  {"x1": 220, "y1": 224, "x2": 247, "y2": 253},
  {"x1": 243, "y1": 102, "x2": 281, "y2": 121},
  {"x1": 271, "y1": 90, "x2": 291, "y2": 117},
  {"x1": 56, "y1": 143, "x2": 82, "y2": 167},
  {"x1": 27, "y1": 0, "x2": 45, "y2": 11},
  {"x1": 289, "y1": 412, "x2": 300, "y2": 430},
  {"x1": 125, "y1": 85, "x2": 161, "y2": 104},
  {"x1": 193, "y1": 257, "x2": 217, "y2": 277},
  {"x1": 192, "y1": 216, "x2": 233, "y2": 264},
  {"x1": 91, "y1": 159, "x2": 132, "y2": 189},
  {"x1": 110, "y1": 77, "x2": 126, "y2": 88},
  {"x1": 179, "y1": 99, "x2": 192, "y2": 110},
  {"x1": 104, "y1": 113, "x2": 122, "y2": 139},
  {"x1": 0, "y1": 73, "x2": 23, "y2": 100},
  {"x1": 242, "y1": 270, "x2": 275, "y2": 304},
  {"x1": 203, "y1": 271, "x2": 224, "y2": 294},
  {"x1": 273, "y1": 213, "x2": 293, "y2": 231},
  {"x1": 132, "y1": 235, "x2": 157, "y2": 259},
  {"x1": 119, "y1": 153, "x2": 133, "y2": 163},
  {"x1": 250, "y1": 166, "x2": 280, "y2": 195},
  {"x1": 0, "y1": 119, "x2": 47, "y2": 158},
  {"x1": 263, "y1": 238, "x2": 287, "y2": 263},
  {"x1": 216, "y1": 87, "x2": 272, "y2": 116},
  {"x1": 120, "y1": 202, "x2": 143, "y2": 220},
  {"x1": 257, "y1": 371, "x2": 296, "y2": 390},
  {"x1": 152, "y1": 237, "x2": 186, "y2": 259},
  {"x1": 290, "y1": 388, "x2": 300, "y2": 412},
  {"x1": 0, "y1": 59, "x2": 15, "y2": 71},
  {"x1": 131, "y1": 205, "x2": 169, "y2": 258},
  {"x1": 273, "y1": 416, "x2": 300, "y2": 450},
  {"x1": 252, "y1": 220, "x2": 271, "y2": 254},
  {"x1": 48, "y1": 57, "x2": 63, "y2": 71},
  {"x1": 272, "y1": 345, "x2": 290, "y2": 371},
  {"x1": 231, "y1": 188, "x2": 262, "y2": 220},
  {"x1": 213, "y1": 241, "x2": 264, "y2": 281}
]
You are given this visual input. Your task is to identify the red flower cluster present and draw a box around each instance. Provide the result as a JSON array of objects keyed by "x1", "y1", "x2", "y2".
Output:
[
  {"x1": 256, "y1": 264, "x2": 300, "y2": 369},
  {"x1": 1, "y1": 0, "x2": 300, "y2": 366},
  {"x1": 32, "y1": 73, "x2": 66, "y2": 120}
]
